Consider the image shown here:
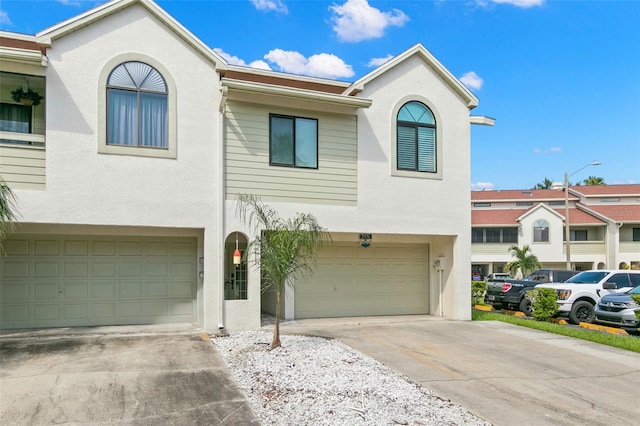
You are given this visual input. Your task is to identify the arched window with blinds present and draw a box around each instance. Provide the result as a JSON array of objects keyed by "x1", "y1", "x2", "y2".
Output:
[
  {"x1": 107, "y1": 61, "x2": 168, "y2": 149},
  {"x1": 396, "y1": 101, "x2": 436, "y2": 173}
]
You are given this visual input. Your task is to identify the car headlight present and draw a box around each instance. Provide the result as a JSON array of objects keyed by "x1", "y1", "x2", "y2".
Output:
[
  {"x1": 556, "y1": 289, "x2": 572, "y2": 300},
  {"x1": 622, "y1": 301, "x2": 639, "y2": 309}
]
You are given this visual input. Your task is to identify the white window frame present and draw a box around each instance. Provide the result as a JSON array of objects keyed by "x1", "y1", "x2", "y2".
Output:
[
  {"x1": 98, "y1": 54, "x2": 177, "y2": 159},
  {"x1": 391, "y1": 95, "x2": 442, "y2": 180}
]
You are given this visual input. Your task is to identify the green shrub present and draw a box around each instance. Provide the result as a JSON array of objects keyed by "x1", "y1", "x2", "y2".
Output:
[
  {"x1": 632, "y1": 295, "x2": 640, "y2": 321},
  {"x1": 525, "y1": 288, "x2": 559, "y2": 321},
  {"x1": 472, "y1": 281, "x2": 487, "y2": 305}
]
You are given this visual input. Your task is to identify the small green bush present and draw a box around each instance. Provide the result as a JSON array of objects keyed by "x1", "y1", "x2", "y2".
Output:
[
  {"x1": 472, "y1": 281, "x2": 487, "y2": 305},
  {"x1": 632, "y1": 295, "x2": 640, "y2": 321},
  {"x1": 525, "y1": 288, "x2": 559, "y2": 321}
]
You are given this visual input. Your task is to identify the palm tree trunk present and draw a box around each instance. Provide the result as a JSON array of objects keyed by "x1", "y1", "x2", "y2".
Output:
[{"x1": 272, "y1": 287, "x2": 282, "y2": 349}]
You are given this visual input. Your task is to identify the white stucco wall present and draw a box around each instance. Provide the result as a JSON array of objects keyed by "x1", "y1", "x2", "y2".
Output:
[{"x1": 10, "y1": 5, "x2": 224, "y2": 331}]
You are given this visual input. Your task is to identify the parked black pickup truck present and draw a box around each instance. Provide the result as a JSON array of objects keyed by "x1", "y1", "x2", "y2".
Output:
[{"x1": 484, "y1": 269, "x2": 579, "y2": 316}]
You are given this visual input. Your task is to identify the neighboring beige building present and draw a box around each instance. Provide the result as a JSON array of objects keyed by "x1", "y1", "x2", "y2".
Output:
[
  {"x1": 471, "y1": 185, "x2": 640, "y2": 278},
  {"x1": 0, "y1": 0, "x2": 491, "y2": 331}
]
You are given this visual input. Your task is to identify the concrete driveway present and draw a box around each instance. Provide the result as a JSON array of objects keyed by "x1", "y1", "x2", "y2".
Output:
[
  {"x1": 0, "y1": 327, "x2": 259, "y2": 425},
  {"x1": 279, "y1": 316, "x2": 640, "y2": 426}
]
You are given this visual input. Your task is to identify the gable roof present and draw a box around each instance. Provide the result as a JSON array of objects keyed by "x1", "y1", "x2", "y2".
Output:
[
  {"x1": 472, "y1": 188, "x2": 572, "y2": 202},
  {"x1": 36, "y1": 0, "x2": 226, "y2": 71},
  {"x1": 343, "y1": 43, "x2": 479, "y2": 109}
]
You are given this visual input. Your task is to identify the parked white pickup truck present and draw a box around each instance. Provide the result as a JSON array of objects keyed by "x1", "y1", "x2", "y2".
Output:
[{"x1": 535, "y1": 270, "x2": 640, "y2": 324}]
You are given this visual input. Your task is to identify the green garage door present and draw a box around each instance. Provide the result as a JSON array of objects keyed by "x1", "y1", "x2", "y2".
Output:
[
  {"x1": 295, "y1": 243, "x2": 429, "y2": 319},
  {"x1": 1, "y1": 235, "x2": 197, "y2": 329}
]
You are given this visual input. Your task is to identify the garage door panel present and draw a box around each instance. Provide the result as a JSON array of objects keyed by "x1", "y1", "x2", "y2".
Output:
[
  {"x1": 295, "y1": 243, "x2": 428, "y2": 319},
  {"x1": 63, "y1": 282, "x2": 89, "y2": 299},
  {"x1": 35, "y1": 282, "x2": 59, "y2": 300},
  {"x1": 34, "y1": 261, "x2": 59, "y2": 278},
  {"x1": 93, "y1": 261, "x2": 117, "y2": 277},
  {"x1": 35, "y1": 304, "x2": 59, "y2": 321},
  {"x1": 3, "y1": 282, "x2": 28, "y2": 300},
  {"x1": 92, "y1": 241, "x2": 117, "y2": 256},
  {"x1": 64, "y1": 261, "x2": 89, "y2": 278},
  {"x1": 146, "y1": 281, "x2": 169, "y2": 297},
  {"x1": 92, "y1": 281, "x2": 117, "y2": 299},
  {"x1": 119, "y1": 281, "x2": 144, "y2": 298},
  {"x1": 1, "y1": 236, "x2": 197, "y2": 329},
  {"x1": 64, "y1": 304, "x2": 89, "y2": 320},
  {"x1": 64, "y1": 240, "x2": 89, "y2": 256},
  {"x1": 34, "y1": 239, "x2": 59, "y2": 255},
  {"x1": 3, "y1": 261, "x2": 29, "y2": 278}
]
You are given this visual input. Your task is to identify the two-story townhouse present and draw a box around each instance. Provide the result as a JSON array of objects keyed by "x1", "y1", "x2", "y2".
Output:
[
  {"x1": 0, "y1": 0, "x2": 492, "y2": 332},
  {"x1": 471, "y1": 185, "x2": 640, "y2": 278}
]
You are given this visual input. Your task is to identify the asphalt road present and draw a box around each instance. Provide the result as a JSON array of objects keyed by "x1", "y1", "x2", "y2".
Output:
[{"x1": 279, "y1": 316, "x2": 640, "y2": 426}]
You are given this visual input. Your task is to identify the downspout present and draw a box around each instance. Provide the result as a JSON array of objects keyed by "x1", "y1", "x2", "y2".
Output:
[{"x1": 217, "y1": 86, "x2": 228, "y2": 332}]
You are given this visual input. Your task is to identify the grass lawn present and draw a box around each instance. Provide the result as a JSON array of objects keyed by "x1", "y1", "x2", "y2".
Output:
[{"x1": 472, "y1": 309, "x2": 640, "y2": 354}]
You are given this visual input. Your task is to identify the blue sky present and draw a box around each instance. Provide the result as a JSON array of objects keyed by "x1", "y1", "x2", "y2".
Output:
[{"x1": 1, "y1": 0, "x2": 638, "y2": 190}]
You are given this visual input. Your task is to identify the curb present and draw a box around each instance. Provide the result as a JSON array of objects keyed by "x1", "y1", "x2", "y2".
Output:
[
  {"x1": 473, "y1": 304, "x2": 493, "y2": 311},
  {"x1": 546, "y1": 318, "x2": 568, "y2": 325},
  {"x1": 500, "y1": 309, "x2": 525, "y2": 317},
  {"x1": 579, "y1": 322, "x2": 629, "y2": 335}
]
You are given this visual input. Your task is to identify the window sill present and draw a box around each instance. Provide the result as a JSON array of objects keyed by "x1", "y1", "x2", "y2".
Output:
[{"x1": 98, "y1": 143, "x2": 176, "y2": 159}]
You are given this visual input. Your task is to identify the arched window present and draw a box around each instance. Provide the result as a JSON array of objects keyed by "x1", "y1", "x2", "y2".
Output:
[
  {"x1": 396, "y1": 101, "x2": 436, "y2": 173},
  {"x1": 533, "y1": 219, "x2": 549, "y2": 242},
  {"x1": 107, "y1": 61, "x2": 168, "y2": 148}
]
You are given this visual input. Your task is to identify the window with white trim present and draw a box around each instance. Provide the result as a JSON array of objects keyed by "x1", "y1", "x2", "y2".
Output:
[
  {"x1": 533, "y1": 219, "x2": 549, "y2": 242},
  {"x1": 107, "y1": 62, "x2": 168, "y2": 148},
  {"x1": 396, "y1": 101, "x2": 436, "y2": 173}
]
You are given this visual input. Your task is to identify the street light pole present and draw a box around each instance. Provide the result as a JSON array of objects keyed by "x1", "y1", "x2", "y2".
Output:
[{"x1": 564, "y1": 161, "x2": 601, "y2": 270}]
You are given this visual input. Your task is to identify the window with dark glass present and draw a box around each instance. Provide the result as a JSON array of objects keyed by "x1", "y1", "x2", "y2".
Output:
[
  {"x1": 397, "y1": 101, "x2": 436, "y2": 173},
  {"x1": 570, "y1": 230, "x2": 588, "y2": 241},
  {"x1": 472, "y1": 227, "x2": 518, "y2": 244},
  {"x1": 633, "y1": 228, "x2": 640, "y2": 242},
  {"x1": 533, "y1": 220, "x2": 549, "y2": 242},
  {"x1": 269, "y1": 114, "x2": 318, "y2": 168},
  {"x1": 107, "y1": 62, "x2": 168, "y2": 148},
  {"x1": 0, "y1": 103, "x2": 31, "y2": 133}
]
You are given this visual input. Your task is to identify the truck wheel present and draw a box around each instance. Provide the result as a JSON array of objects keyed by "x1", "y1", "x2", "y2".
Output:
[
  {"x1": 519, "y1": 298, "x2": 533, "y2": 317},
  {"x1": 569, "y1": 301, "x2": 595, "y2": 324}
]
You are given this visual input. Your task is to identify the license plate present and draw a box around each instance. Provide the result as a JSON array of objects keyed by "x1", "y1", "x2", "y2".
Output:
[{"x1": 485, "y1": 295, "x2": 495, "y2": 301}]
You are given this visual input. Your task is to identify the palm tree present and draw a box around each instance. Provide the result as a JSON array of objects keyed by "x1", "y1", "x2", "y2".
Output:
[
  {"x1": 533, "y1": 178, "x2": 553, "y2": 190},
  {"x1": 237, "y1": 194, "x2": 328, "y2": 348},
  {"x1": 582, "y1": 176, "x2": 605, "y2": 186},
  {"x1": 504, "y1": 245, "x2": 542, "y2": 279},
  {"x1": 0, "y1": 177, "x2": 17, "y2": 251}
]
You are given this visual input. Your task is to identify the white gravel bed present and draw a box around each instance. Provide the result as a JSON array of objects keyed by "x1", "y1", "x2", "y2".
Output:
[{"x1": 213, "y1": 330, "x2": 490, "y2": 425}]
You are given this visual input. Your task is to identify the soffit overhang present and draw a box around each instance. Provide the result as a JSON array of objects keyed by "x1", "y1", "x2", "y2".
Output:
[{"x1": 221, "y1": 78, "x2": 372, "y2": 115}]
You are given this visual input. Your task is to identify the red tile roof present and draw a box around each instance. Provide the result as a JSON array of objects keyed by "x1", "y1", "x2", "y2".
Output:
[
  {"x1": 471, "y1": 189, "x2": 570, "y2": 201},
  {"x1": 586, "y1": 205, "x2": 640, "y2": 222}
]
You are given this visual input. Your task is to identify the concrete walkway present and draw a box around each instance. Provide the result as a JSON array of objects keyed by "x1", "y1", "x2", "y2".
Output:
[
  {"x1": 278, "y1": 316, "x2": 640, "y2": 426},
  {"x1": 0, "y1": 326, "x2": 259, "y2": 425}
]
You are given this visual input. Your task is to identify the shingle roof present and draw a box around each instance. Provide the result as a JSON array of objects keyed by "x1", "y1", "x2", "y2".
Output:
[
  {"x1": 472, "y1": 207, "x2": 607, "y2": 225},
  {"x1": 570, "y1": 184, "x2": 640, "y2": 197},
  {"x1": 471, "y1": 189, "x2": 570, "y2": 201},
  {"x1": 586, "y1": 205, "x2": 640, "y2": 222}
]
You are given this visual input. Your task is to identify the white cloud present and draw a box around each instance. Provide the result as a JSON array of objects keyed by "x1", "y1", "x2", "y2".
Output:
[
  {"x1": 367, "y1": 54, "x2": 394, "y2": 67},
  {"x1": 264, "y1": 49, "x2": 355, "y2": 78},
  {"x1": 56, "y1": 0, "x2": 83, "y2": 6},
  {"x1": 533, "y1": 147, "x2": 562, "y2": 154},
  {"x1": 480, "y1": 0, "x2": 545, "y2": 8},
  {"x1": 471, "y1": 181, "x2": 495, "y2": 190},
  {"x1": 0, "y1": 10, "x2": 11, "y2": 25},
  {"x1": 250, "y1": 0, "x2": 288, "y2": 14},
  {"x1": 330, "y1": 0, "x2": 409, "y2": 43},
  {"x1": 460, "y1": 71, "x2": 484, "y2": 90},
  {"x1": 214, "y1": 48, "x2": 272, "y2": 70}
]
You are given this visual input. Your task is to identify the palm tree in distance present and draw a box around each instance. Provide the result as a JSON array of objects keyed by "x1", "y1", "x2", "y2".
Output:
[
  {"x1": 237, "y1": 194, "x2": 328, "y2": 349},
  {"x1": 505, "y1": 245, "x2": 542, "y2": 279},
  {"x1": 582, "y1": 176, "x2": 605, "y2": 186},
  {"x1": 0, "y1": 177, "x2": 17, "y2": 252},
  {"x1": 533, "y1": 178, "x2": 554, "y2": 190}
]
